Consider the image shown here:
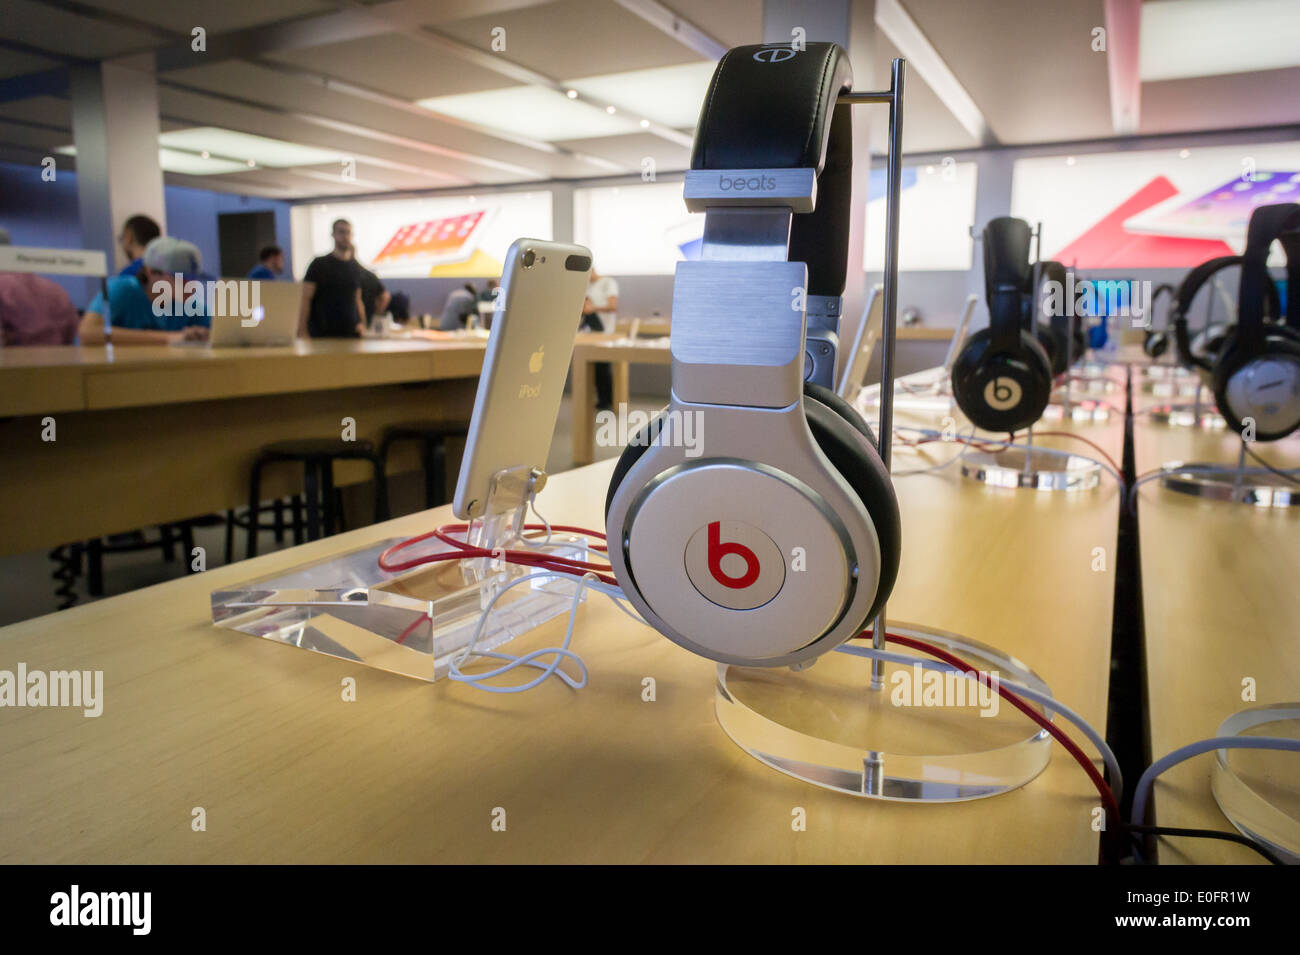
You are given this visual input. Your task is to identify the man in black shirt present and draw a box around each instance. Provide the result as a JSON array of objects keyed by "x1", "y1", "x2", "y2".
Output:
[{"x1": 299, "y1": 219, "x2": 367, "y2": 338}]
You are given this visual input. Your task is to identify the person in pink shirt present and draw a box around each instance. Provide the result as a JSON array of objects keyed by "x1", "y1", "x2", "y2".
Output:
[{"x1": 0, "y1": 228, "x2": 80, "y2": 346}]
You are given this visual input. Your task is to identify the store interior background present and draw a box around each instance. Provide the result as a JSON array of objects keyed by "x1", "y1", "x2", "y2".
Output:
[{"x1": 2, "y1": 0, "x2": 1299, "y2": 616}]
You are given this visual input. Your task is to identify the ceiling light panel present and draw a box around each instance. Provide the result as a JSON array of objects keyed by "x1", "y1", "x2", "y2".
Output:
[
  {"x1": 1140, "y1": 0, "x2": 1300, "y2": 81},
  {"x1": 416, "y1": 86, "x2": 639, "y2": 141},
  {"x1": 158, "y1": 127, "x2": 344, "y2": 167},
  {"x1": 563, "y1": 61, "x2": 717, "y2": 129}
]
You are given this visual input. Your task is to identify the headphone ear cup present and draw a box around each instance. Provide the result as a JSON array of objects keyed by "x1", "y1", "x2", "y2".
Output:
[
  {"x1": 952, "y1": 328, "x2": 1051, "y2": 432},
  {"x1": 604, "y1": 410, "x2": 664, "y2": 523},
  {"x1": 802, "y1": 381, "x2": 900, "y2": 628},
  {"x1": 1213, "y1": 326, "x2": 1300, "y2": 438}
]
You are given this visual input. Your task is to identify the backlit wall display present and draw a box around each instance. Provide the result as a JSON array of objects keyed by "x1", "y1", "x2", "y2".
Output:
[
  {"x1": 1011, "y1": 142, "x2": 1300, "y2": 269},
  {"x1": 573, "y1": 181, "x2": 700, "y2": 275},
  {"x1": 864, "y1": 160, "x2": 978, "y2": 272},
  {"x1": 290, "y1": 191, "x2": 552, "y2": 279}
]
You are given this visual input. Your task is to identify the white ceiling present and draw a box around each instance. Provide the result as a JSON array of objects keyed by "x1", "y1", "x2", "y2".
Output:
[{"x1": 0, "y1": 0, "x2": 1297, "y2": 200}]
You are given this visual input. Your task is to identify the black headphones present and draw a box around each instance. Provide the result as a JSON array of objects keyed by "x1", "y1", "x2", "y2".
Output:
[
  {"x1": 602, "y1": 42, "x2": 900, "y2": 667},
  {"x1": 1172, "y1": 252, "x2": 1282, "y2": 386},
  {"x1": 1211, "y1": 203, "x2": 1300, "y2": 440},
  {"x1": 1141, "y1": 283, "x2": 1176, "y2": 359},
  {"x1": 952, "y1": 217, "x2": 1053, "y2": 433},
  {"x1": 1032, "y1": 259, "x2": 1076, "y2": 375}
]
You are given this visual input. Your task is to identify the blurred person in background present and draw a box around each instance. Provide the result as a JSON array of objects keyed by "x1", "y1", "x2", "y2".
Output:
[
  {"x1": 78, "y1": 237, "x2": 210, "y2": 345},
  {"x1": 580, "y1": 265, "x2": 619, "y2": 410},
  {"x1": 117, "y1": 214, "x2": 161, "y2": 278},
  {"x1": 0, "y1": 227, "x2": 79, "y2": 346},
  {"x1": 247, "y1": 245, "x2": 285, "y2": 280},
  {"x1": 440, "y1": 283, "x2": 478, "y2": 330},
  {"x1": 299, "y1": 219, "x2": 366, "y2": 338}
]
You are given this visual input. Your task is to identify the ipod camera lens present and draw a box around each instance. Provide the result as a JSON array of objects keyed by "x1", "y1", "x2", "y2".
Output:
[{"x1": 522, "y1": 249, "x2": 536, "y2": 269}]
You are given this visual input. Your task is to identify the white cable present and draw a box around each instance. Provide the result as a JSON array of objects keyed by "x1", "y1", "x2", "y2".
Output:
[
  {"x1": 836, "y1": 642, "x2": 1123, "y2": 800},
  {"x1": 1130, "y1": 735, "x2": 1300, "y2": 831},
  {"x1": 448, "y1": 570, "x2": 592, "y2": 693}
]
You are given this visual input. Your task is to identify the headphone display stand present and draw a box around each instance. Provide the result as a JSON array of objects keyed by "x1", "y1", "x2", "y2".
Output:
[
  {"x1": 958, "y1": 423, "x2": 1103, "y2": 491},
  {"x1": 1147, "y1": 382, "x2": 1227, "y2": 430},
  {"x1": 713, "y1": 60, "x2": 1058, "y2": 803},
  {"x1": 1156, "y1": 443, "x2": 1300, "y2": 507},
  {"x1": 209, "y1": 465, "x2": 593, "y2": 680},
  {"x1": 1209, "y1": 703, "x2": 1300, "y2": 864}
]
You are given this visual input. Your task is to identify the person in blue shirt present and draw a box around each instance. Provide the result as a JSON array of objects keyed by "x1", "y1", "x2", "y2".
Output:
[
  {"x1": 247, "y1": 245, "x2": 285, "y2": 280},
  {"x1": 116, "y1": 214, "x2": 161, "y2": 278},
  {"x1": 79, "y1": 237, "x2": 211, "y2": 345}
]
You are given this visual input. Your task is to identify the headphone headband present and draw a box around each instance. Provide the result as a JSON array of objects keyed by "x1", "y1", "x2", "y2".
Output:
[
  {"x1": 982, "y1": 217, "x2": 1033, "y2": 353},
  {"x1": 1172, "y1": 254, "x2": 1278, "y2": 370},
  {"x1": 1238, "y1": 202, "x2": 1300, "y2": 350},
  {"x1": 688, "y1": 42, "x2": 853, "y2": 298}
]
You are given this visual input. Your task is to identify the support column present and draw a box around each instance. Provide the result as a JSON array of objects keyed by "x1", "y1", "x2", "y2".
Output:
[{"x1": 69, "y1": 56, "x2": 166, "y2": 284}]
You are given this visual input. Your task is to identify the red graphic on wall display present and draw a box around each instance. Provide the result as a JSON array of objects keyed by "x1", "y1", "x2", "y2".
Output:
[
  {"x1": 1052, "y1": 176, "x2": 1235, "y2": 269},
  {"x1": 372, "y1": 211, "x2": 487, "y2": 267},
  {"x1": 707, "y1": 521, "x2": 760, "y2": 589}
]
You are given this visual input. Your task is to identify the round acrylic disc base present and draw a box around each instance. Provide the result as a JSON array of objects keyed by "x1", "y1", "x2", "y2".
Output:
[
  {"x1": 960, "y1": 446, "x2": 1103, "y2": 491},
  {"x1": 715, "y1": 625, "x2": 1052, "y2": 801},
  {"x1": 1158, "y1": 462, "x2": 1300, "y2": 508},
  {"x1": 1147, "y1": 403, "x2": 1226, "y2": 429},
  {"x1": 1210, "y1": 704, "x2": 1300, "y2": 864},
  {"x1": 1044, "y1": 397, "x2": 1112, "y2": 424}
]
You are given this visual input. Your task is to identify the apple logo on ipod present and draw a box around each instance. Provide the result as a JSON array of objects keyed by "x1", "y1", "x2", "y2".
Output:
[{"x1": 529, "y1": 346, "x2": 545, "y2": 374}]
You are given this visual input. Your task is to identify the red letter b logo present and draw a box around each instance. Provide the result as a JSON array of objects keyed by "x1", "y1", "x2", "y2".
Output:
[{"x1": 707, "y1": 520, "x2": 761, "y2": 589}]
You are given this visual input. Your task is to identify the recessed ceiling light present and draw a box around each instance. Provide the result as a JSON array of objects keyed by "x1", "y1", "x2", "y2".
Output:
[
  {"x1": 566, "y1": 89, "x2": 578, "y2": 99},
  {"x1": 246, "y1": 159, "x2": 256, "y2": 167},
  {"x1": 1140, "y1": 0, "x2": 1300, "y2": 81},
  {"x1": 639, "y1": 119, "x2": 650, "y2": 128},
  {"x1": 605, "y1": 105, "x2": 616, "y2": 114},
  {"x1": 200, "y1": 150, "x2": 210, "y2": 159},
  {"x1": 158, "y1": 127, "x2": 340, "y2": 167},
  {"x1": 925, "y1": 165, "x2": 935, "y2": 174},
  {"x1": 1179, "y1": 149, "x2": 1191, "y2": 159},
  {"x1": 564, "y1": 61, "x2": 716, "y2": 129},
  {"x1": 1066, "y1": 156, "x2": 1077, "y2": 166},
  {"x1": 417, "y1": 87, "x2": 638, "y2": 141}
]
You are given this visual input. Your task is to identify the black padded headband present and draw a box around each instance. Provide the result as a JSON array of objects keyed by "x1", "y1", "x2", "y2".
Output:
[
  {"x1": 1172, "y1": 255, "x2": 1278, "y2": 370},
  {"x1": 1238, "y1": 202, "x2": 1300, "y2": 350},
  {"x1": 982, "y1": 217, "x2": 1034, "y2": 353},
  {"x1": 691, "y1": 42, "x2": 853, "y2": 299}
]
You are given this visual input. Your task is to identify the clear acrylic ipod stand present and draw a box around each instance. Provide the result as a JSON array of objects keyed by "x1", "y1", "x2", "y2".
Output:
[
  {"x1": 1157, "y1": 444, "x2": 1300, "y2": 508},
  {"x1": 210, "y1": 465, "x2": 591, "y2": 680},
  {"x1": 1210, "y1": 703, "x2": 1300, "y2": 864},
  {"x1": 712, "y1": 61, "x2": 1055, "y2": 803}
]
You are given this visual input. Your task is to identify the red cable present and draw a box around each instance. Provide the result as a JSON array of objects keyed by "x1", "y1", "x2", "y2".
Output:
[{"x1": 858, "y1": 629, "x2": 1121, "y2": 824}]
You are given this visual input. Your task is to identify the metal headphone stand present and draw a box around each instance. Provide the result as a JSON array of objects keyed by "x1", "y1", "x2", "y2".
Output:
[{"x1": 715, "y1": 59, "x2": 1058, "y2": 803}]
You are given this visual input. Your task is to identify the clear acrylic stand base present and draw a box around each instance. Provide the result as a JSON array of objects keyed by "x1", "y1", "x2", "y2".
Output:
[
  {"x1": 960, "y1": 445, "x2": 1102, "y2": 491},
  {"x1": 210, "y1": 466, "x2": 590, "y2": 681},
  {"x1": 1158, "y1": 461, "x2": 1300, "y2": 508},
  {"x1": 1147, "y1": 403, "x2": 1226, "y2": 429},
  {"x1": 715, "y1": 624, "x2": 1052, "y2": 801},
  {"x1": 1210, "y1": 704, "x2": 1300, "y2": 864}
]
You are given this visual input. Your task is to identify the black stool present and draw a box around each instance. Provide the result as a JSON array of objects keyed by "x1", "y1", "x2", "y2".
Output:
[
  {"x1": 238, "y1": 438, "x2": 389, "y2": 559},
  {"x1": 379, "y1": 421, "x2": 470, "y2": 509}
]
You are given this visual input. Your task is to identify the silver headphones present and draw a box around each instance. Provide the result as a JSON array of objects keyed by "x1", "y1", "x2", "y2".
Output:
[{"x1": 603, "y1": 42, "x2": 901, "y2": 667}]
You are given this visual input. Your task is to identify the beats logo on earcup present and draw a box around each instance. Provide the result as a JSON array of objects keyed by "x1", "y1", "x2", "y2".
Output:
[
  {"x1": 685, "y1": 520, "x2": 785, "y2": 610},
  {"x1": 983, "y1": 376, "x2": 1023, "y2": 411}
]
